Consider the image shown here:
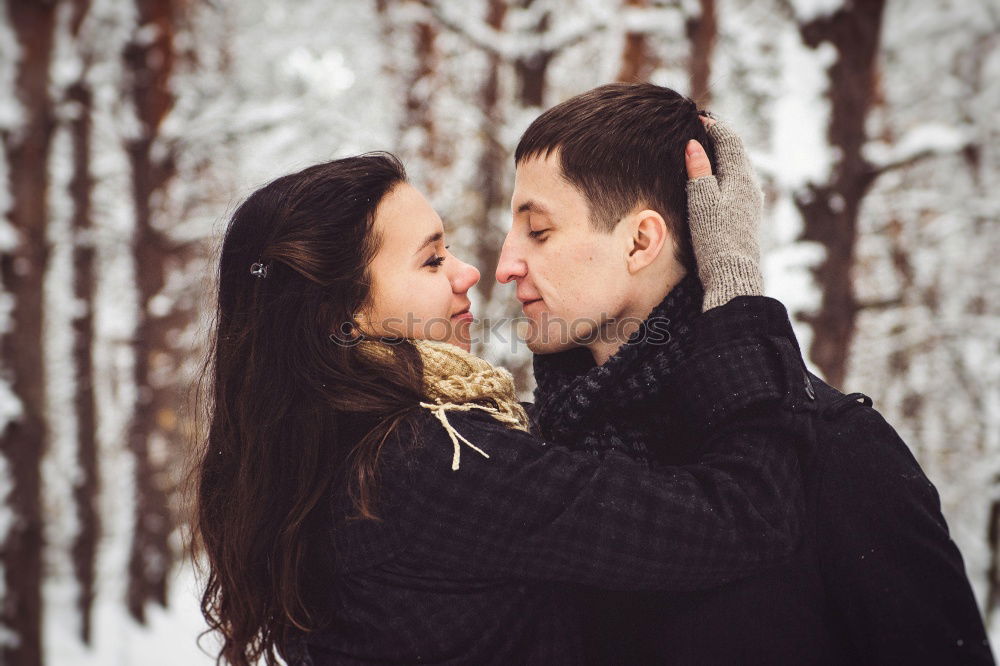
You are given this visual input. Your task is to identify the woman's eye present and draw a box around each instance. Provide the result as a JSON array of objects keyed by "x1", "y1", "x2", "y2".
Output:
[
  {"x1": 424, "y1": 255, "x2": 446, "y2": 268},
  {"x1": 423, "y1": 243, "x2": 450, "y2": 268},
  {"x1": 527, "y1": 229, "x2": 549, "y2": 241}
]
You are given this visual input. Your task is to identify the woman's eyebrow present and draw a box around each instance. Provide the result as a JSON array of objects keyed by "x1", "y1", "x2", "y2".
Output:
[{"x1": 414, "y1": 231, "x2": 443, "y2": 254}]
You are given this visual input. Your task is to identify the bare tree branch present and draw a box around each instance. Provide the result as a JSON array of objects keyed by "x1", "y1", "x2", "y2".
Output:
[
  {"x1": 418, "y1": 0, "x2": 606, "y2": 61},
  {"x1": 855, "y1": 297, "x2": 904, "y2": 312},
  {"x1": 870, "y1": 141, "x2": 978, "y2": 179}
]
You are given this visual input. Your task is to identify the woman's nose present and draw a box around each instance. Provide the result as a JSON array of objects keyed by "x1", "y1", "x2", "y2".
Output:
[{"x1": 451, "y1": 256, "x2": 480, "y2": 293}]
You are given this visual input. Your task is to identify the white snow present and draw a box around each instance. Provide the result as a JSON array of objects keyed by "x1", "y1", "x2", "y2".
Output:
[
  {"x1": 0, "y1": 0, "x2": 22, "y2": 134},
  {"x1": 768, "y1": 32, "x2": 836, "y2": 190},
  {"x1": 789, "y1": 0, "x2": 845, "y2": 23},
  {"x1": 1, "y1": 0, "x2": 995, "y2": 662},
  {"x1": 864, "y1": 122, "x2": 971, "y2": 170},
  {"x1": 47, "y1": 563, "x2": 215, "y2": 666}
]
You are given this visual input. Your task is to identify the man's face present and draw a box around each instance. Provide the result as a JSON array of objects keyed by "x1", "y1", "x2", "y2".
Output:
[{"x1": 496, "y1": 151, "x2": 633, "y2": 355}]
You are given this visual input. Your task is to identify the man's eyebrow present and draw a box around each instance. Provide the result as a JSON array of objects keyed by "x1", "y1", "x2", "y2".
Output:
[
  {"x1": 415, "y1": 231, "x2": 443, "y2": 254},
  {"x1": 516, "y1": 200, "x2": 550, "y2": 216}
]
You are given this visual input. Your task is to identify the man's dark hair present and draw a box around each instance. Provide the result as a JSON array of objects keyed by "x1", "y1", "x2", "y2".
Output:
[{"x1": 514, "y1": 83, "x2": 718, "y2": 270}]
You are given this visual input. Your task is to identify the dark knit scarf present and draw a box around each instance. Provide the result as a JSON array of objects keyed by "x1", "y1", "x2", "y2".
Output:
[{"x1": 531, "y1": 274, "x2": 704, "y2": 463}]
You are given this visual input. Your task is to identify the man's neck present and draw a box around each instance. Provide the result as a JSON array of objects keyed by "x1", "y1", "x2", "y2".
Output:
[{"x1": 587, "y1": 269, "x2": 687, "y2": 365}]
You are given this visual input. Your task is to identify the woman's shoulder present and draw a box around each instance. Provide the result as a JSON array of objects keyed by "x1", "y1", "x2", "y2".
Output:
[
  {"x1": 378, "y1": 404, "x2": 546, "y2": 479},
  {"x1": 390, "y1": 404, "x2": 536, "y2": 445},
  {"x1": 328, "y1": 409, "x2": 548, "y2": 573}
]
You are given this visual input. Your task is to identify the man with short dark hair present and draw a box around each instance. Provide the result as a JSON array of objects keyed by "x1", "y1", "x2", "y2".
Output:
[{"x1": 497, "y1": 83, "x2": 993, "y2": 664}]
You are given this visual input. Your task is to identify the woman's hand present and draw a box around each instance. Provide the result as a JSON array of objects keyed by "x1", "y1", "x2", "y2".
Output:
[{"x1": 685, "y1": 117, "x2": 764, "y2": 311}]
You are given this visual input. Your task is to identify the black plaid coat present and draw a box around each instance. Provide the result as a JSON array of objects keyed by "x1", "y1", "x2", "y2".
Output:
[
  {"x1": 298, "y1": 296, "x2": 814, "y2": 665},
  {"x1": 561, "y1": 297, "x2": 993, "y2": 666}
]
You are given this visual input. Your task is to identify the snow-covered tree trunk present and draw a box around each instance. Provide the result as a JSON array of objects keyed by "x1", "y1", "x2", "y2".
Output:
[
  {"x1": 794, "y1": 0, "x2": 887, "y2": 391},
  {"x1": 122, "y1": 0, "x2": 179, "y2": 624},
  {"x1": 617, "y1": 0, "x2": 657, "y2": 83},
  {"x1": 64, "y1": 0, "x2": 100, "y2": 645},
  {"x1": 0, "y1": 2, "x2": 58, "y2": 663},
  {"x1": 686, "y1": 0, "x2": 715, "y2": 104}
]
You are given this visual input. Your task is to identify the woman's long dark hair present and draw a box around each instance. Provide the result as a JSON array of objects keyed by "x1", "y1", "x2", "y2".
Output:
[{"x1": 193, "y1": 154, "x2": 425, "y2": 666}]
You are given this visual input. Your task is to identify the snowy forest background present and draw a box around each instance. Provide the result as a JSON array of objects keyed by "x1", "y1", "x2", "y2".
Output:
[{"x1": 0, "y1": 0, "x2": 998, "y2": 664}]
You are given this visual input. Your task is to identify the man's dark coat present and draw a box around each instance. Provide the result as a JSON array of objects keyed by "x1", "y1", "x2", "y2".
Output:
[{"x1": 536, "y1": 289, "x2": 993, "y2": 665}]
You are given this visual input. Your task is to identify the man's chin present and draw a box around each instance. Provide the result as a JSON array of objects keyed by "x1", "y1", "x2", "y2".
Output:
[
  {"x1": 516, "y1": 317, "x2": 572, "y2": 355},
  {"x1": 523, "y1": 336, "x2": 579, "y2": 356},
  {"x1": 517, "y1": 316, "x2": 593, "y2": 355}
]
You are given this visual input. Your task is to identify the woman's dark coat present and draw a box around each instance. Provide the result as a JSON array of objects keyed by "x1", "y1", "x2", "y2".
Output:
[{"x1": 300, "y1": 296, "x2": 814, "y2": 665}]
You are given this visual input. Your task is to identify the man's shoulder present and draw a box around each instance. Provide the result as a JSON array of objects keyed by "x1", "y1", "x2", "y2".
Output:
[
  {"x1": 807, "y1": 373, "x2": 915, "y2": 461},
  {"x1": 801, "y1": 380, "x2": 992, "y2": 665},
  {"x1": 805, "y1": 373, "x2": 941, "y2": 515}
]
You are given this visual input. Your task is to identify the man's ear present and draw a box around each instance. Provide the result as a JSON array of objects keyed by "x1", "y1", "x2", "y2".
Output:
[{"x1": 625, "y1": 209, "x2": 671, "y2": 274}]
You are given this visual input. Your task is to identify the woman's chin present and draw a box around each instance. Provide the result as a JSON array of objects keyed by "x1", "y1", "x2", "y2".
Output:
[
  {"x1": 444, "y1": 318, "x2": 473, "y2": 352},
  {"x1": 445, "y1": 335, "x2": 472, "y2": 353}
]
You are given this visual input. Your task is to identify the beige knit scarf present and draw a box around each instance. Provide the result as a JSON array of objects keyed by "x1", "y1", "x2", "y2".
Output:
[{"x1": 360, "y1": 339, "x2": 530, "y2": 470}]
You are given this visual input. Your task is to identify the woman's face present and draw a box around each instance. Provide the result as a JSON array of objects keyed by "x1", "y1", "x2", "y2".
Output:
[{"x1": 360, "y1": 183, "x2": 481, "y2": 351}]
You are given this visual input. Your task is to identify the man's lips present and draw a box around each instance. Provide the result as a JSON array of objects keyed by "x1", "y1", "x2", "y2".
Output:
[{"x1": 520, "y1": 298, "x2": 543, "y2": 311}]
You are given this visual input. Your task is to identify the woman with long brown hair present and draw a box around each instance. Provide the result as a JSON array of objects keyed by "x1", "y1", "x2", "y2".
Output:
[{"x1": 194, "y1": 135, "x2": 811, "y2": 664}]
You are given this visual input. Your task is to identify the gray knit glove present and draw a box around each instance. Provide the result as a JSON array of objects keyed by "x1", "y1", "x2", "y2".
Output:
[{"x1": 686, "y1": 121, "x2": 764, "y2": 311}]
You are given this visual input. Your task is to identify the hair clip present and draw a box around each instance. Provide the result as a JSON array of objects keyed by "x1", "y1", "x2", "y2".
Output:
[{"x1": 250, "y1": 262, "x2": 268, "y2": 279}]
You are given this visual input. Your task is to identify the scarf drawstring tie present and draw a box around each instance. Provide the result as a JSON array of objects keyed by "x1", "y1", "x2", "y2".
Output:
[
  {"x1": 419, "y1": 402, "x2": 495, "y2": 470},
  {"x1": 361, "y1": 338, "x2": 530, "y2": 471}
]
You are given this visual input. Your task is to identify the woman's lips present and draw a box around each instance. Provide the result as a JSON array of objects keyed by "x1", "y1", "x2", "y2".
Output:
[{"x1": 451, "y1": 309, "x2": 473, "y2": 322}]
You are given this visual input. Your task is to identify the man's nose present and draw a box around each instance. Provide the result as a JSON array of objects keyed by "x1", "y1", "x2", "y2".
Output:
[{"x1": 495, "y1": 234, "x2": 526, "y2": 284}]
